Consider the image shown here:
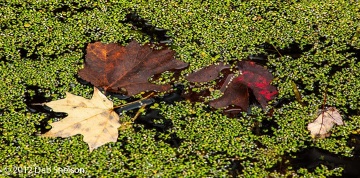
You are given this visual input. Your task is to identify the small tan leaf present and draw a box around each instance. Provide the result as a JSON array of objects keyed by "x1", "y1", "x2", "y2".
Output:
[
  {"x1": 307, "y1": 107, "x2": 344, "y2": 138},
  {"x1": 42, "y1": 87, "x2": 121, "y2": 152}
]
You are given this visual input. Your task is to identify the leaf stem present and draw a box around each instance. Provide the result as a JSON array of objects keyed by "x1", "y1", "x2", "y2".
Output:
[
  {"x1": 270, "y1": 43, "x2": 283, "y2": 57},
  {"x1": 113, "y1": 92, "x2": 155, "y2": 109},
  {"x1": 318, "y1": 89, "x2": 328, "y2": 136},
  {"x1": 132, "y1": 105, "x2": 146, "y2": 122}
]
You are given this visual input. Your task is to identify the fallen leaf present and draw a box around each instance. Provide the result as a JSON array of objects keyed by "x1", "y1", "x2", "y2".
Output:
[
  {"x1": 307, "y1": 107, "x2": 344, "y2": 138},
  {"x1": 186, "y1": 61, "x2": 277, "y2": 111},
  {"x1": 186, "y1": 62, "x2": 230, "y2": 82},
  {"x1": 42, "y1": 87, "x2": 121, "y2": 152},
  {"x1": 78, "y1": 40, "x2": 188, "y2": 96},
  {"x1": 209, "y1": 74, "x2": 249, "y2": 110},
  {"x1": 236, "y1": 61, "x2": 278, "y2": 109}
]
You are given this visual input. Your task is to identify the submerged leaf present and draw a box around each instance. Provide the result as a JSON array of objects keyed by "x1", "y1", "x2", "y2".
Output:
[
  {"x1": 307, "y1": 107, "x2": 344, "y2": 138},
  {"x1": 186, "y1": 62, "x2": 230, "y2": 82},
  {"x1": 42, "y1": 87, "x2": 121, "y2": 152}
]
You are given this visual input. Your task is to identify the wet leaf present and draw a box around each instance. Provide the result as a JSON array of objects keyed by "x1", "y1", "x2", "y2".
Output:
[
  {"x1": 307, "y1": 107, "x2": 344, "y2": 138},
  {"x1": 42, "y1": 87, "x2": 121, "y2": 152},
  {"x1": 236, "y1": 61, "x2": 278, "y2": 110},
  {"x1": 209, "y1": 74, "x2": 249, "y2": 110},
  {"x1": 78, "y1": 40, "x2": 188, "y2": 96},
  {"x1": 186, "y1": 61, "x2": 278, "y2": 111},
  {"x1": 186, "y1": 62, "x2": 230, "y2": 82}
]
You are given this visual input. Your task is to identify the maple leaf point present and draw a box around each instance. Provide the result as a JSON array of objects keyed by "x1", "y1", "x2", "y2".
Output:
[{"x1": 41, "y1": 87, "x2": 121, "y2": 152}]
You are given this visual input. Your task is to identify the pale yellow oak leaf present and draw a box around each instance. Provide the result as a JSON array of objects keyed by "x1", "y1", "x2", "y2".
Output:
[{"x1": 42, "y1": 87, "x2": 121, "y2": 152}]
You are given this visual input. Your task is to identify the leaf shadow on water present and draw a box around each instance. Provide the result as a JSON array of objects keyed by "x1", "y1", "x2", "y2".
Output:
[
  {"x1": 24, "y1": 85, "x2": 67, "y2": 135},
  {"x1": 119, "y1": 84, "x2": 186, "y2": 148},
  {"x1": 121, "y1": 12, "x2": 172, "y2": 44},
  {"x1": 275, "y1": 143, "x2": 360, "y2": 177}
]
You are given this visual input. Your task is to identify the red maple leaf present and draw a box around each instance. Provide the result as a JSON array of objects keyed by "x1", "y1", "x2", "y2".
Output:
[
  {"x1": 209, "y1": 74, "x2": 249, "y2": 110},
  {"x1": 78, "y1": 40, "x2": 188, "y2": 96},
  {"x1": 235, "y1": 61, "x2": 278, "y2": 109},
  {"x1": 186, "y1": 61, "x2": 277, "y2": 111}
]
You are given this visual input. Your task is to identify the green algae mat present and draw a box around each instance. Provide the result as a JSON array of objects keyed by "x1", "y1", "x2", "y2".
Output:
[{"x1": 1, "y1": 1, "x2": 360, "y2": 177}]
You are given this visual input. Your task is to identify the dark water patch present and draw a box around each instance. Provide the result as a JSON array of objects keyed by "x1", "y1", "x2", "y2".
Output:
[
  {"x1": 163, "y1": 133, "x2": 182, "y2": 148},
  {"x1": 157, "y1": 84, "x2": 184, "y2": 104},
  {"x1": 18, "y1": 40, "x2": 83, "y2": 61},
  {"x1": 343, "y1": 45, "x2": 360, "y2": 61},
  {"x1": 134, "y1": 110, "x2": 172, "y2": 132},
  {"x1": 246, "y1": 54, "x2": 269, "y2": 65},
  {"x1": 83, "y1": 26, "x2": 105, "y2": 40},
  {"x1": 24, "y1": 85, "x2": 53, "y2": 112},
  {"x1": 228, "y1": 158, "x2": 259, "y2": 177},
  {"x1": 133, "y1": 109, "x2": 183, "y2": 148},
  {"x1": 261, "y1": 42, "x2": 314, "y2": 59},
  {"x1": 272, "y1": 98, "x2": 293, "y2": 109},
  {"x1": 193, "y1": 39, "x2": 202, "y2": 46},
  {"x1": 289, "y1": 147, "x2": 360, "y2": 177},
  {"x1": 332, "y1": 45, "x2": 360, "y2": 76},
  {"x1": 115, "y1": 98, "x2": 155, "y2": 114},
  {"x1": 121, "y1": 12, "x2": 172, "y2": 44},
  {"x1": 348, "y1": 134, "x2": 360, "y2": 158},
  {"x1": 0, "y1": 109, "x2": 3, "y2": 138},
  {"x1": 113, "y1": 85, "x2": 186, "y2": 148},
  {"x1": 251, "y1": 117, "x2": 278, "y2": 137},
  {"x1": 18, "y1": 45, "x2": 41, "y2": 60},
  {"x1": 104, "y1": 90, "x2": 129, "y2": 100},
  {"x1": 116, "y1": 136, "x2": 133, "y2": 159},
  {"x1": 182, "y1": 89, "x2": 211, "y2": 103},
  {"x1": 24, "y1": 85, "x2": 67, "y2": 134},
  {"x1": 228, "y1": 158, "x2": 244, "y2": 177},
  {"x1": 265, "y1": 154, "x2": 292, "y2": 175},
  {"x1": 327, "y1": 63, "x2": 352, "y2": 77},
  {"x1": 0, "y1": 55, "x2": 12, "y2": 64}
]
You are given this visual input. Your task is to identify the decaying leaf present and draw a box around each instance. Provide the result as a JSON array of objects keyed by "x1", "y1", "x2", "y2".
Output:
[
  {"x1": 236, "y1": 61, "x2": 278, "y2": 110},
  {"x1": 186, "y1": 62, "x2": 230, "y2": 82},
  {"x1": 186, "y1": 61, "x2": 277, "y2": 111},
  {"x1": 209, "y1": 74, "x2": 249, "y2": 110},
  {"x1": 307, "y1": 107, "x2": 344, "y2": 138},
  {"x1": 78, "y1": 40, "x2": 188, "y2": 96},
  {"x1": 42, "y1": 87, "x2": 121, "y2": 152}
]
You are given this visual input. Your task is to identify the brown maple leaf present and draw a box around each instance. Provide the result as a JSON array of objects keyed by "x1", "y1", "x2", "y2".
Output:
[
  {"x1": 42, "y1": 87, "x2": 121, "y2": 152},
  {"x1": 78, "y1": 40, "x2": 188, "y2": 96}
]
